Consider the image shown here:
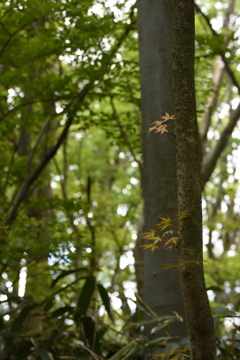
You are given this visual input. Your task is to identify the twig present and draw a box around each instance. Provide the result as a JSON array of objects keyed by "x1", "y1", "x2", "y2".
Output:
[
  {"x1": 201, "y1": 101, "x2": 240, "y2": 186},
  {"x1": 195, "y1": 3, "x2": 240, "y2": 93}
]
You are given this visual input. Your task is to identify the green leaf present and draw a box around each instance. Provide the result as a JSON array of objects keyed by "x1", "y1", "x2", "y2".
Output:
[
  {"x1": 135, "y1": 293, "x2": 158, "y2": 319},
  {"x1": 10, "y1": 306, "x2": 34, "y2": 333},
  {"x1": 100, "y1": 322, "x2": 133, "y2": 339},
  {"x1": 150, "y1": 318, "x2": 178, "y2": 334},
  {"x1": 125, "y1": 315, "x2": 178, "y2": 329},
  {"x1": 77, "y1": 277, "x2": 96, "y2": 315},
  {"x1": 97, "y1": 283, "x2": 113, "y2": 321},
  {"x1": 108, "y1": 340, "x2": 138, "y2": 360},
  {"x1": 43, "y1": 298, "x2": 54, "y2": 312},
  {"x1": 123, "y1": 341, "x2": 143, "y2": 359},
  {"x1": 82, "y1": 316, "x2": 95, "y2": 347},
  {"x1": 31, "y1": 338, "x2": 54, "y2": 360},
  {"x1": 206, "y1": 286, "x2": 223, "y2": 292},
  {"x1": 51, "y1": 306, "x2": 74, "y2": 318},
  {"x1": 212, "y1": 306, "x2": 235, "y2": 317},
  {"x1": 78, "y1": 342, "x2": 104, "y2": 360},
  {"x1": 51, "y1": 267, "x2": 88, "y2": 288},
  {"x1": 147, "y1": 336, "x2": 177, "y2": 348}
]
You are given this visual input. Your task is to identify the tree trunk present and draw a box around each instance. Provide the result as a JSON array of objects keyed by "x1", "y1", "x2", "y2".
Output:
[
  {"x1": 172, "y1": 1, "x2": 216, "y2": 359},
  {"x1": 137, "y1": 0, "x2": 187, "y2": 338}
]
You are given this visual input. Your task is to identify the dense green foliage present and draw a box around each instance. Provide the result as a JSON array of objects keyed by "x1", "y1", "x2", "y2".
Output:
[{"x1": 0, "y1": 0, "x2": 240, "y2": 358}]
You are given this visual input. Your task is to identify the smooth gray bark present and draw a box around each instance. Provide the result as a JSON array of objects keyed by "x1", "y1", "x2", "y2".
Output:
[{"x1": 137, "y1": 0, "x2": 187, "y2": 338}]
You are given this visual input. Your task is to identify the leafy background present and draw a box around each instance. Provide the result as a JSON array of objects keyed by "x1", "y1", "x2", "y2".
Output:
[{"x1": 0, "y1": 0, "x2": 240, "y2": 359}]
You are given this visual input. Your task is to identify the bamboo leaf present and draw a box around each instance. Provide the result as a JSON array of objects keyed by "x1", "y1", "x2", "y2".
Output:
[
  {"x1": 97, "y1": 284, "x2": 113, "y2": 321},
  {"x1": 125, "y1": 315, "x2": 178, "y2": 329},
  {"x1": 77, "y1": 277, "x2": 95, "y2": 315},
  {"x1": 150, "y1": 318, "x2": 178, "y2": 334},
  {"x1": 51, "y1": 306, "x2": 74, "y2": 318},
  {"x1": 51, "y1": 267, "x2": 88, "y2": 288},
  {"x1": 78, "y1": 342, "x2": 104, "y2": 360},
  {"x1": 147, "y1": 336, "x2": 177, "y2": 348},
  {"x1": 31, "y1": 338, "x2": 54, "y2": 360},
  {"x1": 82, "y1": 316, "x2": 95, "y2": 347},
  {"x1": 10, "y1": 306, "x2": 35, "y2": 333},
  {"x1": 108, "y1": 340, "x2": 137, "y2": 360},
  {"x1": 135, "y1": 293, "x2": 158, "y2": 318}
]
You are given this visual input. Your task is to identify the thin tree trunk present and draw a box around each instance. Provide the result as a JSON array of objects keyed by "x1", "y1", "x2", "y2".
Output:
[{"x1": 172, "y1": 1, "x2": 216, "y2": 359}]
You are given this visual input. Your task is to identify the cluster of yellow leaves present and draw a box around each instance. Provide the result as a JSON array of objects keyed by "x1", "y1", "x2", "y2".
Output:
[
  {"x1": 148, "y1": 112, "x2": 176, "y2": 135},
  {"x1": 141, "y1": 213, "x2": 190, "y2": 253},
  {"x1": 141, "y1": 218, "x2": 177, "y2": 252}
]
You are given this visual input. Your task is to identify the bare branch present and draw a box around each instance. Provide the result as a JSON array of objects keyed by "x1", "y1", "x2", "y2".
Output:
[
  {"x1": 27, "y1": 117, "x2": 52, "y2": 175},
  {"x1": 0, "y1": 95, "x2": 80, "y2": 122},
  {"x1": 53, "y1": 151, "x2": 81, "y2": 237},
  {"x1": 199, "y1": 57, "x2": 225, "y2": 152},
  {"x1": 5, "y1": 115, "x2": 74, "y2": 226},
  {"x1": 199, "y1": 0, "x2": 235, "y2": 155},
  {"x1": 201, "y1": 101, "x2": 240, "y2": 186},
  {"x1": 195, "y1": 2, "x2": 240, "y2": 93},
  {"x1": 223, "y1": 0, "x2": 236, "y2": 28},
  {"x1": 2, "y1": 145, "x2": 17, "y2": 210},
  {"x1": 196, "y1": 0, "x2": 240, "y2": 187}
]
